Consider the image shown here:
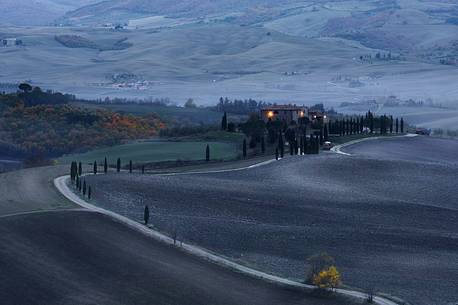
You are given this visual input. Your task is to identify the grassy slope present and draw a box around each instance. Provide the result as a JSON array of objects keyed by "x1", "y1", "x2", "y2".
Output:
[
  {"x1": 58, "y1": 140, "x2": 240, "y2": 164},
  {"x1": 0, "y1": 165, "x2": 74, "y2": 216}
]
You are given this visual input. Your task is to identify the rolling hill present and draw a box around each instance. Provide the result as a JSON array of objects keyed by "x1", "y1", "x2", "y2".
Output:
[
  {"x1": 1, "y1": 0, "x2": 457, "y2": 129},
  {"x1": 0, "y1": 0, "x2": 100, "y2": 26}
]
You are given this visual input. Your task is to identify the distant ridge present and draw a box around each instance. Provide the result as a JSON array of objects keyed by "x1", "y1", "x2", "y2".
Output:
[{"x1": 64, "y1": 0, "x2": 298, "y2": 21}]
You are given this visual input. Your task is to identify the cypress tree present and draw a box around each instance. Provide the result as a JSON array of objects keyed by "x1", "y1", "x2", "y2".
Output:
[
  {"x1": 316, "y1": 135, "x2": 320, "y2": 154},
  {"x1": 104, "y1": 157, "x2": 108, "y2": 174},
  {"x1": 144, "y1": 205, "x2": 150, "y2": 225},
  {"x1": 129, "y1": 160, "x2": 132, "y2": 173},
  {"x1": 88, "y1": 186, "x2": 92, "y2": 200},
  {"x1": 275, "y1": 148, "x2": 279, "y2": 160},
  {"x1": 75, "y1": 175, "x2": 80, "y2": 189},
  {"x1": 304, "y1": 136, "x2": 309, "y2": 154},
  {"x1": 390, "y1": 116, "x2": 393, "y2": 133},
  {"x1": 300, "y1": 136, "x2": 304, "y2": 155},
  {"x1": 396, "y1": 118, "x2": 399, "y2": 133},
  {"x1": 319, "y1": 128, "x2": 324, "y2": 145},
  {"x1": 369, "y1": 113, "x2": 374, "y2": 134},
  {"x1": 117, "y1": 158, "x2": 121, "y2": 172},
  {"x1": 401, "y1": 117, "x2": 404, "y2": 133},
  {"x1": 242, "y1": 139, "x2": 247, "y2": 158},
  {"x1": 93, "y1": 161, "x2": 97, "y2": 175},
  {"x1": 142, "y1": 165, "x2": 145, "y2": 174},
  {"x1": 70, "y1": 162, "x2": 76, "y2": 182},
  {"x1": 83, "y1": 180, "x2": 86, "y2": 195},
  {"x1": 261, "y1": 136, "x2": 265, "y2": 154},
  {"x1": 324, "y1": 124, "x2": 329, "y2": 141},
  {"x1": 221, "y1": 112, "x2": 228, "y2": 131},
  {"x1": 78, "y1": 162, "x2": 82, "y2": 176},
  {"x1": 206, "y1": 144, "x2": 210, "y2": 161}
]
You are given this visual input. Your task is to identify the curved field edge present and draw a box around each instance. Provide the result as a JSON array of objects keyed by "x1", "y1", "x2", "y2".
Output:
[{"x1": 55, "y1": 172, "x2": 401, "y2": 305}]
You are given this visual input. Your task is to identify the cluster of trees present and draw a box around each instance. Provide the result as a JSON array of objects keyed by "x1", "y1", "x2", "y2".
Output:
[
  {"x1": 329, "y1": 112, "x2": 404, "y2": 135},
  {"x1": 0, "y1": 93, "x2": 164, "y2": 161},
  {"x1": 17, "y1": 83, "x2": 76, "y2": 106},
  {"x1": 219, "y1": 110, "x2": 405, "y2": 161},
  {"x1": 214, "y1": 97, "x2": 273, "y2": 115}
]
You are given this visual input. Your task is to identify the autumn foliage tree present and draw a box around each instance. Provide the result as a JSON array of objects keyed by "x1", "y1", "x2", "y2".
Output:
[
  {"x1": 312, "y1": 266, "x2": 342, "y2": 291},
  {"x1": 307, "y1": 252, "x2": 336, "y2": 283}
]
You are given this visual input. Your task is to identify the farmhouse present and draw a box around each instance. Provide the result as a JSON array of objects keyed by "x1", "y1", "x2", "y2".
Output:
[
  {"x1": 2, "y1": 38, "x2": 22, "y2": 47},
  {"x1": 261, "y1": 105, "x2": 328, "y2": 125},
  {"x1": 261, "y1": 105, "x2": 307, "y2": 124}
]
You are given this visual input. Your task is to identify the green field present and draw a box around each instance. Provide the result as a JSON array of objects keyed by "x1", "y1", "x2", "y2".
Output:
[{"x1": 58, "y1": 140, "x2": 240, "y2": 165}]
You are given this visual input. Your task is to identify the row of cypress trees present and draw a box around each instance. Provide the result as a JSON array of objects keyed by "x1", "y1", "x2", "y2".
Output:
[
  {"x1": 70, "y1": 161, "x2": 92, "y2": 200},
  {"x1": 329, "y1": 113, "x2": 404, "y2": 136}
]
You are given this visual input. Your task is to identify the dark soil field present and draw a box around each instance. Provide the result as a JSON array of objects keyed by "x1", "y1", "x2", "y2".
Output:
[
  {"x1": 85, "y1": 136, "x2": 458, "y2": 305},
  {"x1": 2, "y1": 210, "x2": 360, "y2": 305},
  {"x1": 0, "y1": 166, "x2": 359, "y2": 305}
]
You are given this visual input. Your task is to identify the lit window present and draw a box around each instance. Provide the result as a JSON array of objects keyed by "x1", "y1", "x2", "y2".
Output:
[{"x1": 267, "y1": 111, "x2": 274, "y2": 118}]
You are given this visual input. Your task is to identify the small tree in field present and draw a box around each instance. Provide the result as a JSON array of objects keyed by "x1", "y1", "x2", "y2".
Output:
[
  {"x1": 312, "y1": 266, "x2": 342, "y2": 291},
  {"x1": 93, "y1": 161, "x2": 97, "y2": 175},
  {"x1": 104, "y1": 157, "x2": 108, "y2": 174},
  {"x1": 144, "y1": 205, "x2": 150, "y2": 225},
  {"x1": 82, "y1": 180, "x2": 87, "y2": 196},
  {"x1": 129, "y1": 160, "x2": 132, "y2": 173},
  {"x1": 117, "y1": 158, "x2": 121, "y2": 172}
]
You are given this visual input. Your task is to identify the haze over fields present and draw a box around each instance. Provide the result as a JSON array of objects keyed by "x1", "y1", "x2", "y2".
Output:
[{"x1": 1, "y1": 0, "x2": 458, "y2": 128}]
